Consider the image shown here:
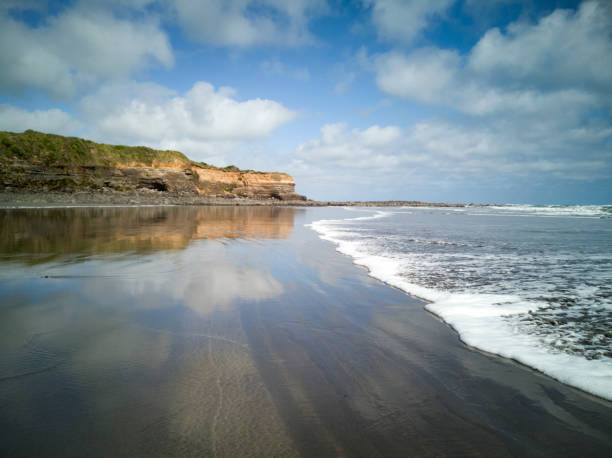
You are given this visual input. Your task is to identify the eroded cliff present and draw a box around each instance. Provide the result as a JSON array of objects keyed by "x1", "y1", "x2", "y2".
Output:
[{"x1": 0, "y1": 130, "x2": 306, "y2": 201}]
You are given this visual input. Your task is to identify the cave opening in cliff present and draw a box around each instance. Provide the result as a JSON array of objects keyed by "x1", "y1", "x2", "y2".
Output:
[{"x1": 149, "y1": 181, "x2": 168, "y2": 192}]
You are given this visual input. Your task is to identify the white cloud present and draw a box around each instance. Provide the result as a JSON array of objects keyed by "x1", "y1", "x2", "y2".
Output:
[
  {"x1": 291, "y1": 118, "x2": 612, "y2": 185},
  {"x1": 294, "y1": 123, "x2": 420, "y2": 170},
  {"x1": 0, "y1": 104, "x2": 81, "y2": 135},
  {"x1": 371, "y1": 1, "x2": 612, "y2": 114},
  {"x1": 79, "y1": 81, "x2": 297, "y2": 162},
  {"x1": 0, "y1": 6, "x2": 172, "y2": 98},
  {"x1": 172, "y1": 0, "x2": 327, "y2": 46},
  {"x1": 363, "y1": 0, "x2": 454, "y2": 44},
  {"x1": 368, "y1": 0, "x2": 612, "y2": 122},
  {"x1": 374, "y1": 48, "x2": 460, "y2": 104},
  {"x1": 469, "y1": 0, "x2": 612, "y2": 93},
  {"x1": 372, "y1": 49, "x2": 602, "y2": 117}
]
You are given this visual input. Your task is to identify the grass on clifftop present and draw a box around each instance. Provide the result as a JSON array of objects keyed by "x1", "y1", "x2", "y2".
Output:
[{"x1": 0, "y1": 130, "x2": 252, "y2": 172}]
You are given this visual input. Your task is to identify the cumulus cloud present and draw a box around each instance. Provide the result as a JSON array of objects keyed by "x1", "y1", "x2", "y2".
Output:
[
  {"x1": 308, "y1": 3, "x2": 612, "y2": 200},
  {"x1": 370, "y1": 1, "x2": 612, "y2": 116},
  {"x1": 0, "y1": 104, "x2": 81, "y2": 135},
  {"x1": 373, "y1": 49, "x2": 600, "y2": 116},
  {"x1": 171, "y1": 0, "x2": 327, "y2": 46},
  {"x1": 0, "y1": 5, "x2": 172, "y2": 98},
  {"x1": 374, "y1": 48, "x2": 461, "y2": 104},
  {"x1": 79, "y1": 81, "x2": 297, "y2": 162},
  {"x1": 469, "y1": 0, "x2": 612, "y2": 92},
  {"x1": 295, "y1": 123, "x2": 421, "y2": 171},
  {"x1": 363, "y1": 0, "x2": 454, "y2": 44},
  {"x1": 292, "y1": 118, "x2": 612, "y2": 186}
]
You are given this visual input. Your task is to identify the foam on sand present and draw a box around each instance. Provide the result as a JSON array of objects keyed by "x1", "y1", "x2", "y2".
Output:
[{"x1": 309, "y1": 209, "x2": 612, "y2": 401}]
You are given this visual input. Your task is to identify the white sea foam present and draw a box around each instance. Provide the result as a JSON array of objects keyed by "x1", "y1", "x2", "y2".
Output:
[
  {"x1": 488, "y1": 204, "x2": 612, "y2": 218},
  {"x1": 397, "y1": 204, "x2": 612, "y2": 218},
  {"x1": 309, "y1": 208, "x2": 612, "y2": 400}
]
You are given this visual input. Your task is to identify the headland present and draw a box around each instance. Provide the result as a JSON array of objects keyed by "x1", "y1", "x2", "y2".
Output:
[
  {"x1": 1, "y1": 130, "x2": 477, "y2": 207},
  {"x1": 0, "y1": 129, "x2": 305, "y2": 202}
]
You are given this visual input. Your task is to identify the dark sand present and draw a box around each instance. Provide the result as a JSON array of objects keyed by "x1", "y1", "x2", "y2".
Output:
[
  {"x1": 0, "y1": 190, "x2": 468, "y2": 207},
  {"x1": 0, "y1": 206, "x2": 610, "y2": 457}
]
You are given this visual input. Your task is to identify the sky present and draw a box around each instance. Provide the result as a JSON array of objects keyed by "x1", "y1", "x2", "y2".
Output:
[{"x1": 0, "y1": 0, "x2": 610, "y2": 204}]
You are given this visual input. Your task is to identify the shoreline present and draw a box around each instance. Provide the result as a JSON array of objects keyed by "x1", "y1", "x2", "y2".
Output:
[
  {"x1": 333, "y1": 255, "x2": 612, "y2": 404},
  {"x1": 246, "y1": 209, "x2": 612, "y2": 456},
  {"x1": 310, "y1": 206, "x2": 612, "y2": 403},
  {"x1": 0, "y1": 205, "x2": 610, "y2": 456},
  {"x1": 319, "y1": 240, "x2": 612, "y2": 403},
  {"x1": 321, "y1": 234, "x2": 612, "y2": 404},
  {"x1": 0, "y1": 190, "x2": 481, "y2": 207}
]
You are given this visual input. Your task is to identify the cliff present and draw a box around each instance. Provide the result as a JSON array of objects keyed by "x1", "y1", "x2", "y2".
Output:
[{"x1": 0, "y1": 130, "x2": 306, "y2": 201}]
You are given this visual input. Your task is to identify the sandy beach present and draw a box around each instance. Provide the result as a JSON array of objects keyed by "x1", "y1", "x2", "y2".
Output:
[{"x1": 0, "y1": 206, "x2": 610, "y2": 457}]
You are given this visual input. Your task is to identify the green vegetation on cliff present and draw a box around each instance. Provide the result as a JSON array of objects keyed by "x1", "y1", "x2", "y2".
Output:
[
  {"x1": 0, "y1": 129, "x2": 243, "y2": 171},
  {"x1": 0, "y1": 130, "x2": 303, "y2": 199},
  {"x1": 0, "y1": 130, "x2": 192, "y2": 167}
]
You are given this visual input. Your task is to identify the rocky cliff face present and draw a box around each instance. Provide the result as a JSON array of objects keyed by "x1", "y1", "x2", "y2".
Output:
[
  {"x1": 0, "y1": 130, "x2": 306, "y2": 201},
  {"x1": 0, "y1": 163, "x2": 304, "y2": 200},
  {"x1": 193, "y1": 168, "x2": 300, "y2": 200}
]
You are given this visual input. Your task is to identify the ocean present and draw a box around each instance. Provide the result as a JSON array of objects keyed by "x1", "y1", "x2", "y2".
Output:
[{"x1": 310, "y1": 204, "x2": 612, "y2": 400}]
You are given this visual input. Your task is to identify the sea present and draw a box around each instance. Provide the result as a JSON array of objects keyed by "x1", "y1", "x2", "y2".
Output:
[{"x1": 309, "y1": 204, "x2": 612, "y2": 400}]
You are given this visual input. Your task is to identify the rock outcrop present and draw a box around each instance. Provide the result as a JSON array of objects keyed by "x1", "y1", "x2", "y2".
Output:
[
  {"x1": 0, "y1": 130, "x2": 306, "y2": 201},
  {"x1": 193, "y1": 168, "x2": 300, "y2": 200}
]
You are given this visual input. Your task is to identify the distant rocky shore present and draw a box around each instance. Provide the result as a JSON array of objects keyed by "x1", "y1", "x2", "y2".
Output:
[{"x1": 0, "y1": 190, "x2": 475, "y2": 208}]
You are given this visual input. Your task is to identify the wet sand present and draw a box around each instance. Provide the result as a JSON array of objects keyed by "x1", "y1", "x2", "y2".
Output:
[
  {"x1": 0, "y1": 190, "x2": 468, "y2": 207},
  {"x1": 0, "y1": 206, "x2": 610, "y2": 456}
]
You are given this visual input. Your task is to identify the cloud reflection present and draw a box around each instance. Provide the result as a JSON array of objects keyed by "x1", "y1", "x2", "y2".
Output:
[{"x1": 0, "y1": 206, "x2": 297, "y2": 455}]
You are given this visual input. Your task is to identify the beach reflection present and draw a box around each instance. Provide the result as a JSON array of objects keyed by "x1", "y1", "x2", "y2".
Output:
[
  {"x1": 0, "y1": 206, "x2": 299, "y2": 457},
  {"x1": 0, "y1": 206, "x2": 297, "y2": 263}
]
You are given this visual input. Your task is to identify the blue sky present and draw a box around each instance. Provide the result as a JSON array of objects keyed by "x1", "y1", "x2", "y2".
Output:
[{"x1": 0, "y1": 0, "x2": 610, "y2": 204}]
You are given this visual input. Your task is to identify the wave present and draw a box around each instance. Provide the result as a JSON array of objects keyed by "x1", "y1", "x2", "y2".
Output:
[
  {"x1": 385, "y1": 204, "x2": 611, "y2": 218},
  {"x1": 308, "y1": 210, "x2": 612, "y2": 401},
  {"x1": 488, "y1": 204, "x2": 612, "y2": 218}
]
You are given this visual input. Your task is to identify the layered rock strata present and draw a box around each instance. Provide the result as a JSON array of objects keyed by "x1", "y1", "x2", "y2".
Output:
[{"x1": 0, "y1": 130, "x2": 305, "y2": 201}]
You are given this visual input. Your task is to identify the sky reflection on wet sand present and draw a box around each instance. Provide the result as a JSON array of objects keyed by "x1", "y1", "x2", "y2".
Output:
[
  {"x1": 1, "y1": 206, "x2": 611, "y2": 457},
  {"x1": 0, "y1": 207, "x2": 300, "y2": 457}
]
